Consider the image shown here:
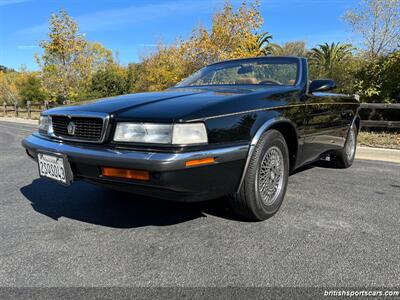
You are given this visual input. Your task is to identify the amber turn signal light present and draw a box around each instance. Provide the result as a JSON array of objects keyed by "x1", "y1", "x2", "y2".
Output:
[
  {"x1": 101, "y1": 167, "x2": 150, "y2": 181},
  {"x1": 185, "y1": 157, "x2": 215, "y2": 167}
]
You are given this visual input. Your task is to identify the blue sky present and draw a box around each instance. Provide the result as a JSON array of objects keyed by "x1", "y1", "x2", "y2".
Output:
[{"x1": 0, "y1": 0, "x2": 359, "y2": 70}]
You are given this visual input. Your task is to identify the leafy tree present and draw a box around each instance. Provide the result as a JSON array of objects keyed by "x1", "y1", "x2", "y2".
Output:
[
  {"x1": 309, "y1": 42, "x2": 354, "y2": 78},
  {"x1": 36, "y1": 9, "x2": 113, "y2": 103},
  {"x1": 0, "y1": 65, "x2": 15, "y2": 73},
  {"x1": 17, "y1": 72, "x2": 47, "y2": 105},
  {"x1": 0, "y1": 71, "x2": 20, "y2": 104},
  {"x1": 126, "y1": 63, "x2": 141, "y2": 93},
  {"x1": 270, "y1": 41, "x2": 308, "y2": 57},
  {"x1": 136, "y1": 0, "x2": 265, "y2": 91},
  {"x1": 354, "y1": 50, "x2": 400, "y2": 103},
  {"x1": 90, "y1": 64, "x2": 128, "y2": 98},
  {"x1": 186, "y1": 0, "x2": 263, "y2": 64},
  {"x1": 136, "y1": 43, "x2": 186, "y2": 91},
  {"x1": 344, "y1": 0, "x2": 400, "y2": 59},
  {"x1": 243, "y1": 32, "x2": 273, "y2": 56}
]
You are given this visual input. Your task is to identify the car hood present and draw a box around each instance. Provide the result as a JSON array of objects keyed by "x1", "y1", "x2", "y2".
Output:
[{"x1": 46, "y1": 86, "x2": 299, "y2": 122}]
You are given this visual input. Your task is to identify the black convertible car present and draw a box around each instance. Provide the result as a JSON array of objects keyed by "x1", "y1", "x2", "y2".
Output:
[{"x1": 22, "y1": 56, "x2": 360, "y2": 220}]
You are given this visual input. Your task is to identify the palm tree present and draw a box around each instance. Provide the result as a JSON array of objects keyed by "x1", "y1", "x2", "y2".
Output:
[
  {"x1": 309, "y1": 42, "x2": 353, "y2": 77},
  {"x1": 243, "y1": 32, "x2": 273, "y2": 56},
  {"x1": 267, "y1": 43, "x2": 283, "y2": 55},
  {"x1": 255, "y1": 32, "x2": 273, "y2": 55}
]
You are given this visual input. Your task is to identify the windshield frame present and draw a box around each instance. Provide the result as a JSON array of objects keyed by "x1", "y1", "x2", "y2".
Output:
[{"x1": 176, "y1": 57, "x2": 303, "y2": 88}]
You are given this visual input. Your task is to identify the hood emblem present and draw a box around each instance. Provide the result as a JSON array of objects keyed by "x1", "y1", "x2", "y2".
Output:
[{"x1": 67, "y1": 121, "x2": 76, "y2": 135}]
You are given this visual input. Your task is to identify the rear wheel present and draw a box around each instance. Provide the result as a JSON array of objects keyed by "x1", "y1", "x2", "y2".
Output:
[
  {"x1": 229, "y1": 130, "x2": 289, "y2": 221},
  {"x1": 330, "y1": 124, "x2": 358, "y2": 168}
]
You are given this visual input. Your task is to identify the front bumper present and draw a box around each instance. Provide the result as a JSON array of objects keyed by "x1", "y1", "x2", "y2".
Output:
[{"x1": 22, "y1": 133, "x2": 248, "y2": 201}]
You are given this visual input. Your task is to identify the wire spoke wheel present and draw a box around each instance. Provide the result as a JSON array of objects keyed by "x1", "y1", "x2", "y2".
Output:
[
  {"x1": 230, "y1": 129, "x2": 289, "y2": 221},
  {"x1": 345, "y1": 126, "x2": 356, "y2": 161},
  {"x1": 258, "y1": 146, "x2": 284, "y2": 206}
]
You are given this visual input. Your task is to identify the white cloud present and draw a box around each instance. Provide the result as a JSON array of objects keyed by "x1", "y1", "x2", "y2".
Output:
[
  {"x1": 17, "y1": 0, "x2": 220, "y2": 37},
  {"x1": 136, "y1": 44, "x2": 158, "y2": 47},
  {"x1": 17, "y1": 45, "x2": 38, "y2": 50},
  {"x1": 0, "y1": 0, "x2": 30, "y2": 6}
]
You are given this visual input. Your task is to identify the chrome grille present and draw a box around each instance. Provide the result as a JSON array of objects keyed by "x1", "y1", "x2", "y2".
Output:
[{"x1": 51, "y1": 115, "x2": 104, "y2": 142}]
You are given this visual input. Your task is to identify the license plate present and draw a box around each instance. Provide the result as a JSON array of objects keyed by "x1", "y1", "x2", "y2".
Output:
[{"x1": 38, "y1": 153, "x2": 69, "y2": 184}]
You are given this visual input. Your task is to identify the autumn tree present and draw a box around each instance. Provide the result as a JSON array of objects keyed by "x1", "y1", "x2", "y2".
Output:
[
  {"x1": 185, "y1": 0, "x2": 264, "y2": 65},
  {"x1": 90, "y1": 63, "x2": 129, "y2": 98},
  {"x1": 136, "y1": 43, "x2": 187, "y2": 91},
  {"x1": 136, "y1": 0, "x2": 266, "y2": 91},
  {"x1": 17, "y1": 72, "x2": 47, "y2": 105},
  {"x1": 36, "y1": 9, "x2": 113, "y2": 103},
  {"x1": 344, "y1": 0, "x2": 400, "y2": 59},
  {"x1": 0, "y1": 72, "x2": 19, "y2": 104},
  {"x1": 126, "y1": 63, "x2": 141, "y2": 93}
]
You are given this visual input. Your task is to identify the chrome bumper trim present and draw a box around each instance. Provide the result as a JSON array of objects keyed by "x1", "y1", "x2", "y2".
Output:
[{"x1": 22, "y1": 133, "x2": 249, "y2": 172}]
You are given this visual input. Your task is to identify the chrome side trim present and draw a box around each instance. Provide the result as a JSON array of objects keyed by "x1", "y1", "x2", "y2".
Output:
[
  {"x1": 44, "y1": 111, "x2": 110, "y2": 144},
  {"x1": 187, "y1": 102, "x2": 359, "y2": 122},
  {"x1": 236, "y1": 117, "x2": 295, "y2": 193},
  {"x1": 22, "y1": 134, "x2": 249, "y2": 172}
]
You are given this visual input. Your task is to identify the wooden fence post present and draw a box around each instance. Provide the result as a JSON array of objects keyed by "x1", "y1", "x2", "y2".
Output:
[
  {"x1": 2, "y1": 103, "x2": 6, "y2": 117},
  {"x1": 27, "y1": 101, "x2": 31, "y2": 119},
  {"x1": 14, "y1": 103, "x2": 18, "y2": 118}
]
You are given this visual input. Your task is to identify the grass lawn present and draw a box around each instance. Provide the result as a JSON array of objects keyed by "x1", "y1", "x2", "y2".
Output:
[{"x1": 358, "y1": 130, "x2": 400, "y2": 150}]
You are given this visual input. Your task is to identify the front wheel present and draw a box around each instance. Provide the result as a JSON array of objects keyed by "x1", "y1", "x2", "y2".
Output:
[
  {"x1": 229, "y1": 130, "x2": 289, "y2": 221},
  {"x1": 330, "y1": 124, "x2": 358, "y2": 168}
]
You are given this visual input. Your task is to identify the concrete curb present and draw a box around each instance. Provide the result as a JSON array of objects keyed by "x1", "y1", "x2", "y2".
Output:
[
  {"x1": 0, "y1": 117, "x2": 38, "y2": 125},
  {"x1": 356, "y1": 146, "x2": 400, "y2": 164}
]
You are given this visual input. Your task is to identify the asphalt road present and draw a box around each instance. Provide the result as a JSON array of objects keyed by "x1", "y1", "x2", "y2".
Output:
[{"x1": 0, "y1": 121, "x2": 399, "y2": 287}]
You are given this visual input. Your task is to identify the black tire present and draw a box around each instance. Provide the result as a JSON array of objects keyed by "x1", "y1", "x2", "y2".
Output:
[
  {"x1": 229, "y1": 130, "x2": 290, "y2": 221},
  {"x1": 330, "y1": 125, "x2": 358, "y2": 168}
]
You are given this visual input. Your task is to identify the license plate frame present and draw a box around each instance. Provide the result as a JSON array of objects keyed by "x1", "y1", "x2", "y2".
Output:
[{"x1": 37, "y1": 152, "x2": 73, "y2": 186}]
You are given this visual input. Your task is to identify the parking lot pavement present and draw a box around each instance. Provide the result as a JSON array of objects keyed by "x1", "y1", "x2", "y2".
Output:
[{"x1": 0, "y1": 121, "x2": 399, "y2": 287}]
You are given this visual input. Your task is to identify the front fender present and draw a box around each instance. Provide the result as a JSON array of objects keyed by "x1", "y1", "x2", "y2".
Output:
[{"x1": 236, "y1": 116, "x2": 299, "y2": 193}]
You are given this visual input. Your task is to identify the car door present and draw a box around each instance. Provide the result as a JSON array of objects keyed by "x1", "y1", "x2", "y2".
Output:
[{"x1": 301, "y1": 92, "x2": 347, "y2": 164}]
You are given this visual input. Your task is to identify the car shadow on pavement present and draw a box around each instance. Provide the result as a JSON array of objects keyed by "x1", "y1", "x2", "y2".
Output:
[
  {"x1": 291, "y1": 158, "x2": 339, "y2": 175},
  {"x1": 20, "y1": 178, "x2": 237, "y2": 228}
]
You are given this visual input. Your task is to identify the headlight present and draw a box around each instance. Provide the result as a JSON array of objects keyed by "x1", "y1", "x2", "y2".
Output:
[
  {"x1": 172, "y1": 123, "x2": 208, "y2": 144},
  {"x1": 114, "y1": 123, "x2": 207, "y2": 145},
  {"x1": 114, "y1": 123, "x2": 173, "y2": 143},
  {"x1": 38, "y1": 115, "x2": 53, "y2": 135}
]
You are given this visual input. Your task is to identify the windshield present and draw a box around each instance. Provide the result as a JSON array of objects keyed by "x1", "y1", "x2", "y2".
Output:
[{"x1": 176, "y1": 57, "x2": 300, "y2": 87}]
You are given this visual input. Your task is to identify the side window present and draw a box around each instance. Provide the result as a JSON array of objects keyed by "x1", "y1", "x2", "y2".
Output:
[
  {"x1": 255, "y1": 64, "x2": 297, "y2": 85},
  {"x1": 191, "y1": 72, "x2": 215, "y2": 86},
  {"x1": 212, "y1": 67, "x2": 240, "y2": 84}
]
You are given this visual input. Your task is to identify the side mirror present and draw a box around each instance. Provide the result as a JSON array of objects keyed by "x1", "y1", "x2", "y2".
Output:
[{"x1": 309, "y1": 79, "x2": 336, "y2": 93}]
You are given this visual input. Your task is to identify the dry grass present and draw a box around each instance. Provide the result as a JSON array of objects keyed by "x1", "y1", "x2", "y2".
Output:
[
  {"x1": 358, "y1": 130, "x2": 400, "y2": 150},
  {"x1": 0, "y1": 112, "x2": 40, "y2": 120}
]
